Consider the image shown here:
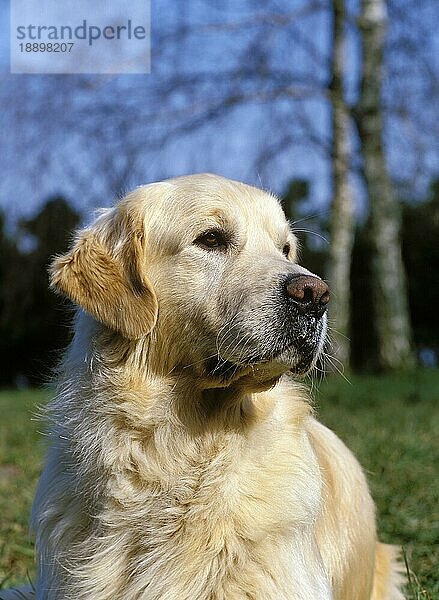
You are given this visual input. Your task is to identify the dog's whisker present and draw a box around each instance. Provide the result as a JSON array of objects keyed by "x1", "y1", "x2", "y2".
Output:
[
  {"x1": 291, "y1": 228, "x2": 329, "y2": 245},
  {"x1": 215, "y1": 312, "x2": 242, "y2": 355},
  {"x1": 288, "y1": 210, "x2": 330, "y2": 228},
  {"x1": 320, "y1": 351, "x2": 351, "y2": 385},
  {"x1": 326, "y1": 325, "x2": 351, "y2": 342}
]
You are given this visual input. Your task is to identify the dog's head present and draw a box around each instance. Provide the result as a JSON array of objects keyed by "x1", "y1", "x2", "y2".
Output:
[{"x1": 51, "y1": 174, "x2": 328, "y2": 387}]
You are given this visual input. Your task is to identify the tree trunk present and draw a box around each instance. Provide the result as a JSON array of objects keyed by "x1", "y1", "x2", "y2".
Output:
[
  {"x1": 355, "y1": 0, "x2": 414, "y2": 370},
  {"x1": 327, "y1": 0, "x2": 354, "y2": 369}
]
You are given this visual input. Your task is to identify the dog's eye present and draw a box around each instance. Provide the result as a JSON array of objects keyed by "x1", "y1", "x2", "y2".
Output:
[
  {"x1": 282, "y1": 243, "x2": 291, "y2": 258},
  {"x1": 194, "y1": 230, "x2": 227, "y2": 251}
]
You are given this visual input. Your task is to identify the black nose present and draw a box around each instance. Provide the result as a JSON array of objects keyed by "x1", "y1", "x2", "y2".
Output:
[{"x1": 285, "y1": 275, "x2": 330, "y2": 318}]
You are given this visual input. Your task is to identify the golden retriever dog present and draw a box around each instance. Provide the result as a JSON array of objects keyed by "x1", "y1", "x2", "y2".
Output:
[{"x1": 3, "y1": 174, "x2": 404, "y2": 599}]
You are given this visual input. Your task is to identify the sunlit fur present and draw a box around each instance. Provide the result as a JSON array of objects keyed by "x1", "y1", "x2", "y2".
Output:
[{"x1": 4, "y1": 174, "x2": 404, "y2": 599}]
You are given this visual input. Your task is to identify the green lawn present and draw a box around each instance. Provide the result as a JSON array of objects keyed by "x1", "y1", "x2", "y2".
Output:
[
  {"x1": 0, "y1": 389, "x2": 47, "y2": 590},
  {"x1": 0, "y1": 372, "x2": 438, "y2": 597},
  {"x1": 314, "y1": 370, "x2": 439, "y2": 599}
]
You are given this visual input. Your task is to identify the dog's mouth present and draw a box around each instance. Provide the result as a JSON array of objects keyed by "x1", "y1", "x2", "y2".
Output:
[{"x1": 204, "y1": 314, "x2": 326, "y2": 384}]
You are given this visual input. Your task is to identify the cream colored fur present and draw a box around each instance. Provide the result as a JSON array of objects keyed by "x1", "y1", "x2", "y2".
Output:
[{"x1": 3, "y1": 174, "x2": 404, "y2": 599}]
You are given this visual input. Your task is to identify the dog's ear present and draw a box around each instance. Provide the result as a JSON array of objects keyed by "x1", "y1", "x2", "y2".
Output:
[{"x1": 50, "y1": 209, "x2": 158, "y2": 340}]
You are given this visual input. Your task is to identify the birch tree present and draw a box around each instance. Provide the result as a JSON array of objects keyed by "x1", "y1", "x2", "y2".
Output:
[
  {"x1": 327, "y1": 0, "x2": 354, "y2": 368},
  {"x1": 354, "y1": 0, "x2": 414, "y2": 369}
]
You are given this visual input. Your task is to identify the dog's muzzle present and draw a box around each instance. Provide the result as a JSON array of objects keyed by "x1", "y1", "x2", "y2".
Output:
[{"x1": 203, "y1": 273, "x2": 330, "y2": 382}]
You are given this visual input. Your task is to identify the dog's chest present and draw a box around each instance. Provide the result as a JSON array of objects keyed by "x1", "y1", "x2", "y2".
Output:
[
  {"x1": 115, "y1": 420, "x2": 326, "y2": 599},
  {"x1": 150, "y1": 417, "x2": 321, "y2": 536}
]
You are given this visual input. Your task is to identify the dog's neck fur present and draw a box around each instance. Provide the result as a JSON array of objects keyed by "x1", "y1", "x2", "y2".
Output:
[
  {"x1": 33, "y1": 315, "x2": 327, "y2": 599},
  {"x1": 65, "y1": 313, "x2": 291, "y2": 431}
]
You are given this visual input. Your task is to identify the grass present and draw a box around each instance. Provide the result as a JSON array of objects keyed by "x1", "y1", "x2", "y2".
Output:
[
  {"x1": 313, "y1": 369, "x2": 439, "y2": 598},
  {"x1": 0, "y1": 389, "x2": 47, "y2": 590},
  {"x1": 0, "y1": 371, "x2": 438, "y2": 597}
]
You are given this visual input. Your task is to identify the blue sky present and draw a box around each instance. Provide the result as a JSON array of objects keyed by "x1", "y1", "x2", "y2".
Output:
[{"x1": 0, "y1": 0, "x2": 438, "y2": 226}]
